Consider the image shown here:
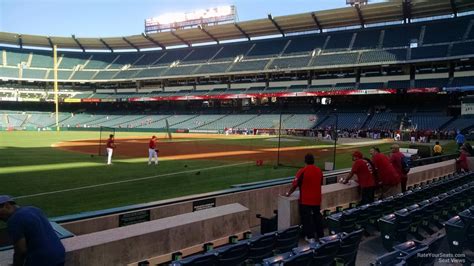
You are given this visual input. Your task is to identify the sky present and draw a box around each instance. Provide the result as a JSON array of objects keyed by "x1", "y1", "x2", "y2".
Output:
[{"x1": 0, "y1": 0, "x2": 383, "y2": 38}]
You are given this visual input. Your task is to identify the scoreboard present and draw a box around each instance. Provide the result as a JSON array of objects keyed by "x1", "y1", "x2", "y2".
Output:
[{"x1": 145, "y1": 6, "x2": 237, "y2": 33}]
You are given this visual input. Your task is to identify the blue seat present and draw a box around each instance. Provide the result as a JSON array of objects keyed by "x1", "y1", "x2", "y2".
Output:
[
  {"x1": 281, "y1": 250, "x2": 313, "y2": 266},
  {"x1": 215, "y1": 241, "x2": 249, "y2": 266},
  {"x1": 274, "y1": 225, "x2": 301, "y2": 253},
  {"x1": 371, "y1": 250, "x2": 406, "y2": 266},
  {"x1": 170, "y1": 252, "x2": 217, "y2": 266},
  {"x1": 313, "y1": 234, "x2": 340, "y2": 266},
  {"x1": 247, "y1": 232, "x2": 277, "y2": 263},
  {"x1": 262, "y1": 251, "x2": 292, "y2": 265},
  {"x1": 334, "y1": 229, "x2": 364, "y2": 266}
]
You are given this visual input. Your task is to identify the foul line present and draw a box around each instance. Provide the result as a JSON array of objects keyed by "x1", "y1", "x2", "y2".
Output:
[{"x1": 14, "y1": 162, "x2": 251, "y2": 200}]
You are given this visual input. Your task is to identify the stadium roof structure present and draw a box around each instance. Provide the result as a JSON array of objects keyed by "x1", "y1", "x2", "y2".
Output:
[{"x1": 1, "y1": 0, "x2": 474, "y2": 51}]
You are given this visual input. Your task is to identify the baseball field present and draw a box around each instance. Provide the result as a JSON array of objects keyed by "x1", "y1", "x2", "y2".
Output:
[{"x1": 0, "y1": 131, "x2": 457, "y2": 218}]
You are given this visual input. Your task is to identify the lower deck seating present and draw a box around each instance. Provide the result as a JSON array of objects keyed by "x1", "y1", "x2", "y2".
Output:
[{"x1": 170, "y1": 225, "x2": 301, "y2": 266}]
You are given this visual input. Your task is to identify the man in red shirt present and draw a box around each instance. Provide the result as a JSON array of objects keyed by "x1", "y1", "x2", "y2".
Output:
[
  {"x1": 148, "y1": 136, "x2": 159, "y2": 165},
  {"x1": 341, "y1": 151, "x2": 376, "y2": 204},
  {"x1": 390, "y1": 144, "x2": 408, "y2": 192},
  {"x1": 370, "y1": 147, "x2": 401, "y2": 198},
  {"x1": 106, "y1": 134, "x2": 116, "y2": 165},
  {"x1": 285, "y1": 153, "x2": 323, "y2": 243}
]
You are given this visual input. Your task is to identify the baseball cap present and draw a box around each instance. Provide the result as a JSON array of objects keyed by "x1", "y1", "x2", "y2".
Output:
[
  {"x1": 0, "y1": 195, "x2": 15, "y2": 205},
  {"x1": 352, "y1": 151, "x2": 363, "y2": 159}
]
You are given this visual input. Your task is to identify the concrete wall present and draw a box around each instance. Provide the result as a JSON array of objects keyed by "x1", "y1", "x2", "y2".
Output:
[
  {"x1": 63, "y1": 204, "x2": 249, "y2": 266},
  {"x1": 61, "y1": 184, "x2": 289, "y2": 236}
]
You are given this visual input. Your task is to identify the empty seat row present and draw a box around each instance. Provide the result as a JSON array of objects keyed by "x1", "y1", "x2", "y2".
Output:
[
  {"x1": 372, "y1": 233, "x2": 446, "y2": 266},
  {"x1": 379, "y1": 180, "x2": 474, "y2": 250},
  {"x1": 445, "y1": 205, "x2": 474, "y2": 257},
  {"x1": 169, "y1": 225, "x2": 301, "y2": 266},
  {"x1": 263, "y1": 229, "x2": 364, "y2": 266},
  {"x1": 326, "y1": 172, "x2": 473, "y2": 245}
]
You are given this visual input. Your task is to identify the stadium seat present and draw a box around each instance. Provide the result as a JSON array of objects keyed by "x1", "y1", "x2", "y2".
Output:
[
  {"x1": 261, "y1": 251, "x2": 292, "y2": 265},
  {"x1": 327, "y1": 208, "x2": 360, "y2": 234},
  {"x1": 170, "y1": 252, "x2": 218, "y2": 266},
  {"x1": 215, "y1": 241, "x2": 249, "y2": 266},
  {"x1": 274, "y1": 225, "x2": 301, "y2": 253},
  {"x1": 446, "y1": 211, "x2": 472, "y2": 255},
  {"x1": 281, "y1": 250, "x2": 313, "y2": 266},
  {"x1": 459, "y1": 207, "x2": 474, "y2": 244},
  {"x1": 312, "y1": 234, "x2": 341, "y2": 265},
  {"x1": 371, "y1": 250, "x2": 406, "y2": 266},
  {"x1": 392, "y1": 240, "x2": 430, "y2": 266},
  {"x1": 334, "y1": 229, "x2": 364, "y2": 266},
  {"x1": 246, "y1": 232, "x2": 277, "y2": 263}
]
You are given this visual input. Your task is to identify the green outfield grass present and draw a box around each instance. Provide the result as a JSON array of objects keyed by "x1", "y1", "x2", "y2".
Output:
[{"x1": 0, "y1": 131, "x2": 459, "y2": 218}]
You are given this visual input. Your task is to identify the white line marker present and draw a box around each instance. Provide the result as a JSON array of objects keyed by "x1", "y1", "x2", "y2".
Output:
[{"x1": 14, "y1": 162, "x2": 251, "y2": 199}]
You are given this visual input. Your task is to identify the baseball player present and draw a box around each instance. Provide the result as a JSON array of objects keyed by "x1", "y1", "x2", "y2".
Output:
[
  {"x1": 106, "y1": 134, "x2": 116, "y2": 165},
  {"x1": 148, "y1": 135, "x2": 159, "y2": 165}
]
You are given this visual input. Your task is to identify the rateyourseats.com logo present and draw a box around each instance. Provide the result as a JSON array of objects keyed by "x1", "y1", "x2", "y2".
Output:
[{"x1": 417, "y1": 252, "x2": 467, "y2": 264}]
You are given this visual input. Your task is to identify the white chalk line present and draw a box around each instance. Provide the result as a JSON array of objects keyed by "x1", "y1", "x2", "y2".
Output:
[{"x1": 14, "y1": 162, "x2": 251, "y2": 199}]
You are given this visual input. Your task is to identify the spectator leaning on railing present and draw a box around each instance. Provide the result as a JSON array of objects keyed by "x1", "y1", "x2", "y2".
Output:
[
  {"x1": 340, "y1": 151, "x2": 376, "y2": 205},
  {"x1": 284, "y1": 153, "x2": 324, "y2": 244}
]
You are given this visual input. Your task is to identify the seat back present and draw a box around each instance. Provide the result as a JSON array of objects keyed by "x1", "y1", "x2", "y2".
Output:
[
  {"x1": 247, "y1": 232, "x2": 277, "y2": 262},
  {"x1": 335, "y1": 229, "x2": 364, "y2": 265},
  {"x1": 261, "y1": 251, "x2": 292, "y2": 266},
  {"x1": 371, "y1": 250, "x2": 406, "y2": 266},
  {"x1": 445, "y1": 215, "x2": 466, "y2": 254},
  {"x1": 274, "y1": 225, "x2": 301, "y2": 253},
  {"x1": 282, "y1": 250, "x2": 313, "y2": 266},
  {"x1": 340, "y1": 209, "x2": 360, "y2": 233},
  {"x1": 313, "y1": 238, "x2": 340, "y2": 266},
  {"x1": 216, "y1": 242, "x2": 249, "y2": 266},
  {"x1": 172, "y1": 253, "x2": 217, "y2": 266}
]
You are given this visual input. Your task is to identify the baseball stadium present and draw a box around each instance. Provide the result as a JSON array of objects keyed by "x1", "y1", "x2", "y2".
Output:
[{"x1": 1, "y1": 0, "x2": 474, "y2": 265}]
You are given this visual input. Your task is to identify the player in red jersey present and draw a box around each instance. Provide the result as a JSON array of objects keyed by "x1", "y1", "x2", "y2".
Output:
[
  {"x1": 106, "y1": 134, "x2": 116, "y2": 165},
  {"x1": 148, "y1": 135, "x2": 159, "y2": 165}
]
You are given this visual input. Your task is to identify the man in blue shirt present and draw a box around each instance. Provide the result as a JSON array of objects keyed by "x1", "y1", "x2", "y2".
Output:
[
  {"x1": 455, "y1": 131, "x2": 465, "y2": 148},
  {"x1": 0, "y1": 195, "x2": 65, "y2": 266}
]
